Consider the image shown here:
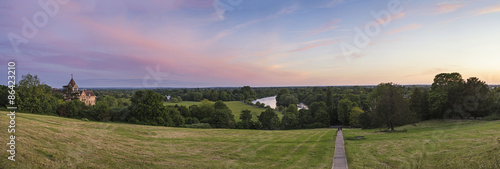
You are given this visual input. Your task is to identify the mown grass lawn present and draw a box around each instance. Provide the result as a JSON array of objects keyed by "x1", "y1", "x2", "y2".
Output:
[
  {"x1": 164, "y1": 101, "x2": 280, "y2": 121},
  {"x1": 343, "y1": 120, "x2": 500, "y2": 168},
  {"x1": 0, "y1": 112, "x2": 335, "y2": 168}
]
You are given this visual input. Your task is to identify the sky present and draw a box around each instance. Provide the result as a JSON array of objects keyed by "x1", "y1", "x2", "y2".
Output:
[{"x1": 1, "y1": 0, "x2": 500, "y2": 88}]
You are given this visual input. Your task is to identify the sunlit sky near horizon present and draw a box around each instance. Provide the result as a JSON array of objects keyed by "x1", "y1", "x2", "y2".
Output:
[{"x1": 1, "y1": 0, "x2": 500, "y2": 88}]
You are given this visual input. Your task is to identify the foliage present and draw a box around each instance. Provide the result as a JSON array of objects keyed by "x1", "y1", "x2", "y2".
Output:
[
  {"x1": 211, "y1": 101, "x2": 236, "y2": 128},
  {"x1": 349, "y1": 107, "x2": 364, "y2": 127},
  {"x1": 258, "y1": 108, "x2": 280, "y2": 130},
  {"x1": 428, "y1": 73, "x2": 466, "y2": 119},
  {"x1": 281, "y1": 104, "x2": 299, "y2": 129},
  {"x1": 129, "y1": 90, "x2": 172, "y2": 126},
  {"x1": 182, "y1": 123, "x2": 211, "y2": 128},
  {"x1": 16, "y1": 74, "x2": 58, "y2": 115},
  {"x1": 369, "y1": 83, "x2": 414, "y2": 131},
  {"x1": 409, "y1": 87, "x2": 429, "y2": 120},
  {"x1": 337, "y1": 98, "x2": 355, "y2": 125}
]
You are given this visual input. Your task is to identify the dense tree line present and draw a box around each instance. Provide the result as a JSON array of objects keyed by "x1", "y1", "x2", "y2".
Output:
[{"x1": 2, "y1": 72, "x2": 499, "y2": 131}]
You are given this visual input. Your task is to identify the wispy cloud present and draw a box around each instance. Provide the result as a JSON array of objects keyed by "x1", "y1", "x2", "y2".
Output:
[
  {"x1": 476, "y1": 4, "x2": 500, "y2": 15},
  {"x1": 277, "y1": 4, "x2": 298, "y2": 15},
  {"x1": 374, "y1": 12, "x2": 405, "y2": 26},
  {"x1": 384, "y1": 23, "x2": 421, "y2": 35},
  {"x1": 321, "y1": 0, "x2": 344, "y2": 8},
  {"x1": 306, "y1": 19, "x2": 341, "y2": 37},
  {"x1": 287, "y1": 40, "x2": 340, "y2": 54},
  {"x1": 435, "y1": 3, "x2": 464, "y2": 14}
]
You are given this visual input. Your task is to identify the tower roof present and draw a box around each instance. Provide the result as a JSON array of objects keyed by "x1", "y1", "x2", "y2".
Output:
[{"x1": 69, "y1": 78, "x2": 76, "y2": 86}]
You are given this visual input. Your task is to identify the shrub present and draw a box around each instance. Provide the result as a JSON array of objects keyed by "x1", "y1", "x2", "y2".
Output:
[{"x1": 182, "y1": 123, "x2": 211, "y2": 128}]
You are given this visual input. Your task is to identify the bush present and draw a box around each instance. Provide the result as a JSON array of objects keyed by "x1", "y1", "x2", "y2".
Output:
[
  {"x1": 182, "y1": 123, "x2": 211, "y2": 128},
  {"x1": 483, "y1": 113, "x2": 500, "y2": 121},
  {"x1": 81, "y1": 118, "x2": 89, "y2": 121}
]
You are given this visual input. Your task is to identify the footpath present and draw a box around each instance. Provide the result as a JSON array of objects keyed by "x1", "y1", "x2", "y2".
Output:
[{"x1": 332, "y1": 130, "x2": 348, "y2": 169}]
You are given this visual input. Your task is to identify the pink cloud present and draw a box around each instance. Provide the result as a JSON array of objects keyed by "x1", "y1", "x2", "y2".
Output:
[
  {"x1": 477, "y1": 4, "x2": 500, "y2": 15},
  {"x1": 287, "y1": 40, "x2": 340, "y2": 54},
  {"x1": 43, "y1": 5, "x2": 304, "y2": 86},
  {"x1": 384, "y1": 23, "x2": 421, "y2": 35},
  {"x1": 374, "y1": 12, "x2": 405, "y2": 26},
  {"x1": 435, "y1": 3, "x2": 464, "y2": 14}
]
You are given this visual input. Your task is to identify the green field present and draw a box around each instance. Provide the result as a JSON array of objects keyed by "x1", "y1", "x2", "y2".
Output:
[
  {"x1": 343, "y1": 120, "x2": 500, "y2": 168},
  {"x1": 0, "y1": 112, "x2": 335, "y2": 168},
  {"x1": 164, "y1": 101, "x2": 279, "y2": 121}
]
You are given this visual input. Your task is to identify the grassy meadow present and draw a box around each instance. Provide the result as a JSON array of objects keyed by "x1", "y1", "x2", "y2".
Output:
[
  {"x1": 163, "y1": 101, "x2": 278, "y2": 121},
  {"x1": 343, "y1": 120, "x2": 500, "y2": 168},
  {"x1": 0, "y1": 112, "x2": 335, "y2": 168}
]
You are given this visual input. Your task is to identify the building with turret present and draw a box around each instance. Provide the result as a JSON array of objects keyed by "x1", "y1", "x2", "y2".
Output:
[{"x1": 54, "y1": 75, "x2": 96, "y2": 106}]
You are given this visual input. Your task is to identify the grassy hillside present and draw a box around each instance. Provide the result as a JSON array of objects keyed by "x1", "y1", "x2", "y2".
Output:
[
  {"x1": 343, "y1": 120, "x2": 500, "y2": 168},
  {"x1": 0, "y1": 112, "x2": 335, "y2": 168},
  {"x1": 164, "y1": 101, "x2": 277, "y2": 121}
]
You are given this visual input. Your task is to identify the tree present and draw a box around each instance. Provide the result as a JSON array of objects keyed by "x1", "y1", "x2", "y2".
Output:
[
  {"x1": 95, "y1": 101, "x2": 111, "y2": 121},
  {"x1": 370, "y1": 83, "x2": 413, "y2": 131},
  {"x1": 326, "y1": 87, "x2": 339, "y2": 125},
  {"x1": 464, "y1": 77, "x2": 495, "y2": 118},
  {"x1": 237, "y1": 109, "x2": 253, "y2": 129},
  {"x1": 219, "y1": 91, "x2": 229, "y2": 101},
  {"x1": 101, "y1": 96, "x2": 117, "y2": 107},
  {"x1": 0, "y1": 85, "x2": 8, "y2": 107},
  {"x1": 277, "y1": 93, "x2": 298, "y2": 107},
  {"x1": 129, "y1": 90, "x2": 170, "y2": 125},
  {"x1": 15, "y1": 74, "x2": 58, "y2": 115},
  {"x1": 337, "y1": 99, "x2": 355, "y2": 125},
  {"x1": 258, "y1": 108, "x2": 280, "y2": 130},
  {"x1": 240, "y1": 86, "x2": 256, "y2": 100},
  {"x1": 428, "y1": 73, "x2": 465, "y2": 119},
  {"x1": 309, "y1": 102, "x2": 330, "y2": 127},
  {"x1": 349, "y1": 107, "x2": 364, "y2": 127},
  {"x1": 409, "y1": 87, "x2": 429, "y2": 120},
  {"x1": 240, "y1": 109, "x2": 253, "y2": 122},
  {"x1": 212, "y1": 101, "x2": 235, "y2": 128},
  {"x1": 281, "y1": 104, "x2": 299, "y2": 129},
  {"x1": 196, "y1": 99, "x2": 215, "y2": 123}
]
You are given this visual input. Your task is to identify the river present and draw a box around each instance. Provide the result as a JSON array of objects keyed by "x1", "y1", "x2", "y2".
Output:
[{"x1": 252, "y1": 96, "x2": 308, "y2": 110}]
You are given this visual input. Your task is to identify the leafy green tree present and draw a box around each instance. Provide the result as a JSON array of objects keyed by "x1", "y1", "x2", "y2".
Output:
[
  {"x1": 219, "y1": 91, "x2": 229, "y2": 101},
  {"x1": 409, "y1": 87, "x2": 429, "y2": 120},
  {"x1": 337, "y1": 99, "x2": 355, "y2": 125},
  {"x1": 0, "y1": 85, "x2": 8, "y2": 107},
  {"x1": 169, "y1": 108, "x2": 185, "y2": 126},
  {"x1": 196, "y1": 99, "x2": 215, "y2": 123},
  {"x1": 129, "y1": 90, "x2": 170, "y2": 125},
  {"x1": 370, "y1": 83, "x2": 413, "y2": 131},
  {"x1": 240, "y1": 86, "x2": 256, "y2": 100},
  {"x1": 326, "y1": 87, "x2": 339, "y2": 125},
  {"x1": 298, "y1": 108, "x2": 313, "y2": 128},
  {"x1": 258, "y1": 108, "x2": 280, "y2": 130},
  {"x1": 349, "y1": 107, "x2": 364, "y2": 127},
  {"x1": 240, "y1": 109, "x2": 253, "y2": 122},
  {"x1": 464, "y1": 77, "x2": 495, "y2": 118},
  {"x1": 15, "y1": 74, "x2": 58, "y2": 114},
  {"x1": 101, "y1": 96, "x2": 117, "y2": 107},
  {"x1": 309, "y1": 102, "x2": 330, "y2": 127},
  {"x1": 117, "y1": 98, "x2": 131, "y2": 107},
  {"x1": 428, "y1": 73, "x2": 465, "y2": 119},
  {"x1": 281, "y1": 104, "x2": 299, "y2": 129},
  {"x1": 277, "y1": 93, "x2": 298, "y2": 107},
  {"x1": 212, "y1": 101, "x2": 235, "y2": 128},
  {"x1": 95, "y1": 101, "x2": 111, "y2": 121}
]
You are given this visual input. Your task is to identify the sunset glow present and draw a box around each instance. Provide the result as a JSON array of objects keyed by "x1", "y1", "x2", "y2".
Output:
[{"x1": 1, "y1": 0, "x2": 499, "y2": 87}]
